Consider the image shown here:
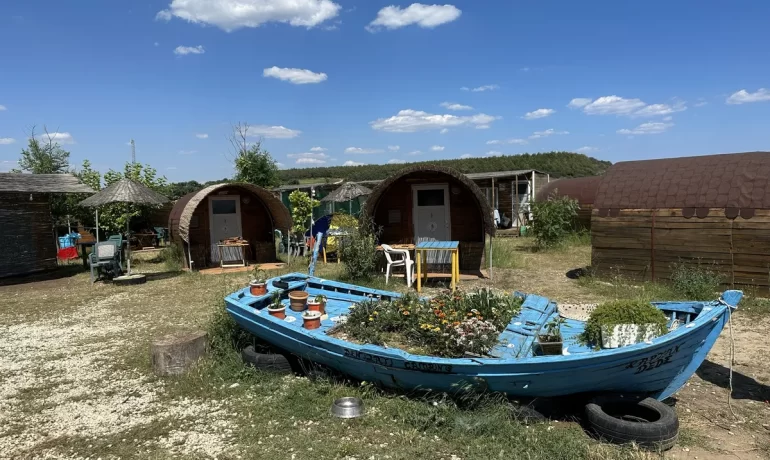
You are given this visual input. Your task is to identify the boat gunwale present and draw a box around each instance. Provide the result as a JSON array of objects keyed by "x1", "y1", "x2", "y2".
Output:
[{"x1": 225, "y1": 273, "x2": 735, "y2": 367}]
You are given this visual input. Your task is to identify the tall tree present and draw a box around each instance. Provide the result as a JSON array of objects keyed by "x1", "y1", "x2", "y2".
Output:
[
  {"x1": 230, "y1": 122, "x2": 280, "y2": 188},
  {"x1": 14, "y1": 127, "x2": 70, "y2": 174}
]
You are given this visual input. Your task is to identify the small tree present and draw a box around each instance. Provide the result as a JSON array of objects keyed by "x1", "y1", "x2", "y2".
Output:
[
  {"x1": 230, "y1": 122, "x2": 279, "y2": 188},
  {"x1": 14, "y1": 127, "x2": 70, "y2": 174},
  {"x1": 338, "y1": 215, "x2": 382, "y2": 281},
  {"x1": 529, "y1": 191, "x2": 579, "y2": 249},
  {"x1": 288, "y1": 190, "x2": 319, "y2": 236}
]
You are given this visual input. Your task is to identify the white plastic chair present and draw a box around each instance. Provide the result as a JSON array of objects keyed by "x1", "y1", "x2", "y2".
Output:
[{"x1": 381, "y1": 244, "x2": 415, "y2": 286}]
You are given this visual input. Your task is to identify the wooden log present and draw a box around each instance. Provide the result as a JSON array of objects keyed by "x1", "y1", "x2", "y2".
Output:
[{"x1": 151, "y1": 330, "x2": 208, "y2": 376}]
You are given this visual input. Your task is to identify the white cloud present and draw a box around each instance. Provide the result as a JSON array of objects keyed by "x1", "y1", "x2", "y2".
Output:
[
  {"x1": 156, "y1": 0, "x2": 341, "y2": 32},
  {"x1": 195, "y1": 133, "x2": 208, "y2": 139},
  {"x1": 343, "y1": 160, "x2": 365, "y2": 166},
  {"x1": 576, "y1": 146, "x2": 598, "y2": 153},
  {"x1": 726, "y1": 88, "x2": 770, "y2": 105},
  {"x1": 462, "y1": 84, "x2": 499, "y2": 92},
  {"x1": 0, "y1": 160, "x2": 18, "y2": 172},
  {"x1": 486, "y1": 150, "x2": 502, "y2": 156},
  {"x1": 693, "y1": 98, "x2": 708, "y2": 107},
  {"x1": 263, "y1": 66, "x2": 327, "y2": 84},
  {"x1": 632, "y1": 101, "x2": 686, "y2": 117},
  {"x1": 430, "y1": 145, "x2": 445, "y2": 152},
  {"x1": 387, "y1": 158, "x2": 406, "y2": 164},
  {"x1": 388, "y1": 145, "x2": 400, "y2": 151},
  {"x1": 288, "y1": 152, "x2": 329, "y2": 160},
  {"x1": 475, "y1": 124, "x2": 490, "y2": 130},
  {"x1": 440, "y1": 102, "x2": 473, "y2": 111},
  {"x1": 245, "y1": 125, "x2": 301, "y2": 139},
  {"x1": 408, "y1": 150, "x2": 422, "y2": 156},
  {"x1": 39, "y1": 132, "x2": 75, "y2": 144},
  {"x1": 0, "y1": 105, "x2": 6, "y2": 111},
  {"x1": 345, "y1": 147, "x2": 383, "y2": 154},
  {"x1": 296, "y1": 157, "x2": 327, "y2": 165},
  {"x1": 173, "y1": 45, "x2": 205, "y2": 55},
  {"x1": 567, "y1": 98, "x2": 591, "y2": 109},
  {"x1": 523, "y1": 108, "x2": 555, "y2": 120},
  {"x1": 366, "y1": 4, "x2": 461, "y2": 32},
  {"x1": 178, "y1": 150, "x2": 197, "y2": 155},
  {"x1": 440, "y1": 128, "x2": 449, "y2": 134},
  {"x1": 617, "y1": 122, "x2": 674, "y2": 135},
  {"x1": 486, "y1": 138, "x2": 527, "y2": 145},
  {"x1": 370, "y1": 109, "x2": 498, "y2": 132},
  {"x1": 582, "y1": 96, "x2": 646, "y2": 115},
  {"x1": 310, "y1": 146, "x2": 327, "y2": 151},
  {"x1": 0, "y1": 138, "x2": 16, "y2": 145},
  {"x1": 662, "y1": 116, "x2": 673, "y2": 121},
  {"x1": 529, "y1": 129, "x2": 568, "y2": 139},
  {"x1": 460, "y1": 154, "x2": 473, "y2": 159}
]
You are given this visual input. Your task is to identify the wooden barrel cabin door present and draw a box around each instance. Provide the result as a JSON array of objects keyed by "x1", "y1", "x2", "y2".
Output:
[
  {"x1": 412, "y1": 184, "x2": 451, "y2": 264},
  {"x1": 209, "y1": 195, "x2": 243, "y2": 263}
]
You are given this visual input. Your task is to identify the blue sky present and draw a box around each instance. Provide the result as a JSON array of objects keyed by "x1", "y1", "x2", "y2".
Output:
[{"x1": 1, "y1": 0, "x2": 769, "y2": 182}]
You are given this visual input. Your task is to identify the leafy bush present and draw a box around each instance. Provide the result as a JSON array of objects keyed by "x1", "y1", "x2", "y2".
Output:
[
  {"x1": 338, "y1": 216, "x2": 381, "y2": 281},
  {"x1": 671, "y1": 262, "x2": 724, "y2": 300},
  {"x1": 580, "y1": 300, "x2": 669, "y2": 347},
  {"x1": 529, "y1": 193, "x2": 579, "y2": 249},
  {"x1": 158, "y1": 242, "x2": 184, "y2": 271},
  {"x1": 340, "y1": 289, "x2": 522, "y2": 357},
  {"x1": 288, "y1": 190, "x2": 320, "y2": 235}
]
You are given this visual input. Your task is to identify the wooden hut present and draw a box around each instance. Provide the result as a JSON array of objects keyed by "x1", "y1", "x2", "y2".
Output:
[
  {"x1": 467, "y1": 170, "x2": 550, "y2": 229},
  {"x1": 0, "y1": 173, "x2": 94, "y2": 278},
  {"x1": 591, "y1": 152, "x2": 770, "y2": 293},
  {"x1": 168, "y1": 182, "x2": 292, "y2": 270},
  {"x1": 364, "y1": 165, "x2": 495, "y2": 271},
  {"x1": 537, "y1": 176, "x2": 602, "y2": 230}
]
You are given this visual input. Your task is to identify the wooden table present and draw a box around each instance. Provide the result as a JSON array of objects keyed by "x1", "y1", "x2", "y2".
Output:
[
  {"x1": 217, "y1": 243, "x2": 250, "y2": 268},
  {"x1": 376, "y1": 244, "x2": 415, "y2": 251},
  {"x1": 415, "y1": 241, "x2": 460, "y2": 293}
]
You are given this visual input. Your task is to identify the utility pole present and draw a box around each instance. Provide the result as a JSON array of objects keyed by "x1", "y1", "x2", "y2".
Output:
[{"x1": 130, "y1": 139, "x2": 136, "y2": 164}]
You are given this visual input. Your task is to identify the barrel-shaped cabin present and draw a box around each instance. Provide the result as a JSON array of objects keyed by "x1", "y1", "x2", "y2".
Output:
[
  {"x1": 364, "y1": 165, "x2": 495, "y2": 271},
  {"x1": 591, "y1": 151, "x2": 770, "y2": 293},
  {"x1": 168, "y1": 182, "x2": 292, "y2": 270},
  {"x1": 537, "y1": 176, "x2": 602, "y2": 230}
]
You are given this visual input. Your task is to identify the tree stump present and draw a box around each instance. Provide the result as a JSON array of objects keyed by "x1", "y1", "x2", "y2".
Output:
[{"x1": 151, "y1": 330, "x2": 208, "y2": 376}]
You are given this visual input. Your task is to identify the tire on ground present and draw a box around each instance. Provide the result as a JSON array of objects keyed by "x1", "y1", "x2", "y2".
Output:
[
  {"x1": 585, "y1": 395, "x2": 679, "y2": 451},
  {"x1": 241, "y1": 345, "x2": 294, "y2": 374}
]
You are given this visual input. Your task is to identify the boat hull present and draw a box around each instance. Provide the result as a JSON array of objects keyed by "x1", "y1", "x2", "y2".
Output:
[{"x1": 225, "y1": 275, "x2": 739, "y2": 400}]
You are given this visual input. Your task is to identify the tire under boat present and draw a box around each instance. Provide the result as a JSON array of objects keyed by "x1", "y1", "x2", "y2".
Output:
[{"x1": 225, "y1": 273, "x2": 742, "y2": 401}]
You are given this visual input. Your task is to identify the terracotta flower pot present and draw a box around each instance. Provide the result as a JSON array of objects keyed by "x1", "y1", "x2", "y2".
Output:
[
  {"x1": 307, "y1": 300, "x2": 322, "y2": 312},
  {"x1": 289, "y1": 291, "x2": 309, "y2": 312},
  {"x1": 249, "y1": 281, "x2": 267, "y2": 296},
  {"x1": 267, "y1": 305, "x2": 286, "y2": 320},
  {"x1": 302, "y1": 310, "x2": 322, "y2": 330}
]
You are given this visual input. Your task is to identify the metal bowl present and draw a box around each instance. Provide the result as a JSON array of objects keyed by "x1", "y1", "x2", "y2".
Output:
[{"x1": 330, "y1": 397, "x2": 364, "y2": 418}]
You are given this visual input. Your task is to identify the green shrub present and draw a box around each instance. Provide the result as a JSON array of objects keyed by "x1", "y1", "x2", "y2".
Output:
[
  {"x1": 529, "y1": 193, "x2": 579, "y2": 249},
  {"x1": 580, "y1": 299, "x2": 669, "y2": 347},
  {"x1": 338, "y1": 216, "x2": 381, "y2": 281},
  {"x1": 671, "y1": 262, "x2": 724, "y2": 300},
  {"x1": 158, "y1": 242, "x2": 184, "y2": 271}
]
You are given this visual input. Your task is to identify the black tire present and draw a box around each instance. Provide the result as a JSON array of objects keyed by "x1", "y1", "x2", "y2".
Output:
[
  {"x1": 113, "y1": 274, "x2": 147, "y2": 286},
  {"x1": 585, "y1": 395, "x2": 679, "y2": 451},
  {"x1": 241, "y1": 345, "x2": 294, "y2": 374}
]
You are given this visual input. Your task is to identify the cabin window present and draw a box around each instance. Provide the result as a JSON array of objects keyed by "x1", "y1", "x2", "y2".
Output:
[
  {"x1": 212, "y1": 199, "x2": 237, "y2": 215},
  {"x1": 417, "y1": 189, "x2": 445, "y2": 206}
]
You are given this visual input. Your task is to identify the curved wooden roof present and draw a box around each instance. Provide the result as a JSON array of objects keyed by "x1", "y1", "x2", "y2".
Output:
[
  {"x1": 537, "y1": 176, "x2": 602, "y2": 206},
  {"x1": 594, "y1": 152, "x2": 770, "y2": 210},
  {"x1": 363, "y1": 164, "x2": 496, "y2": 236},
  {"x1": 169, "y1": 182, "x2": 292, "y2": 243}
]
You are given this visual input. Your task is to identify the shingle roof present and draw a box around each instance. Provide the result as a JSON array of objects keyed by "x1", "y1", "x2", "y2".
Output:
[
  {"x1": 594, "y1": 152, "x2": 770, "y2": 209},
  {"x1": 0, "y1": 173, "x2": 94, "y2": 193},
  {"x1": 537, "y1": 176, "x2": 602, "y2": 206}
]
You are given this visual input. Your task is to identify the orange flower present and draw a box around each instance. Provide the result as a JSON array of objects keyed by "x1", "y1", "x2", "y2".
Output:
[{"x1": 403, "y1": 311, "x2": 410, "y2": 316}]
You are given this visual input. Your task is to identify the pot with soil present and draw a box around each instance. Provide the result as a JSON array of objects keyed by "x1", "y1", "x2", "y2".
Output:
[
  {"x1": 289, "y1": 291, "x2": 309, "y2": 312},
  {"x1": 308, "y1": 294, "x2": 326, "y2": 314},
  {"x1": 536, "y1": 318, "x2": 566, "y2": 356},
  {"x1": 249, "y1": 268, "x2": 268, "y2": 296},
  {"x1": 302, "y1": 310, "x2": 322, "y2": 330},
  {"x1": 267, "y1": 292, "x2": 286, "y2": 319}
]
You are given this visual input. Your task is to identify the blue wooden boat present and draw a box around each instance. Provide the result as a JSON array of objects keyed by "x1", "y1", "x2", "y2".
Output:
[{"x1": 225, "y1": 273, "x2": 742, "y2": 401}]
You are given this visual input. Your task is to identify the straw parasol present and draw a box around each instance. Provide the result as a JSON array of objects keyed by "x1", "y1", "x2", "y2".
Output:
[
  {"x1": 79, "y1": 178, "x2": 169, "y2": 277},
  {"x1": 321, "y1": 182, "x2": 372, "y2": 214}
]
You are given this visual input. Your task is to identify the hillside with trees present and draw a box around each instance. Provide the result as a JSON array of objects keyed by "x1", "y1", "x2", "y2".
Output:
[{"x1": 277, "y1": 151, "x2": 611, "y2": 184}]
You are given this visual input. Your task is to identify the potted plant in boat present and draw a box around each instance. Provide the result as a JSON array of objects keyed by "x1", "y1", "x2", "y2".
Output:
[
  {"x1": 289, "y1": 290, "x2": 309, "y2": 312},
  {"x1": 537, "y1": 317, "x2": 566, "y2": 355},
  {"x1": 580, "y1": 300, "x2": 669, "y2": 349},
  {"x1": 307, "y1": 294, "x2": 327, "y2": 314},
  {"x1": 249, "y1": 268, "x2": 268, "y2": 296},
  {"x1": 267, "y1": 291, "x2": 286, "y2": 320},
  {"x1": 302, "y1": 310, "x2": 322, "y2": 330}
]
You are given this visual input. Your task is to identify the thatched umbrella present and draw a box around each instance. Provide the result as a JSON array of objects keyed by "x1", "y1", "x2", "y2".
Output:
[
  {"x1": 321, "y1": 182, "x2": 372, "y2": 215},
  {"x1": 79, "y1": 178, "x2": 169, "y2": 276}
]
